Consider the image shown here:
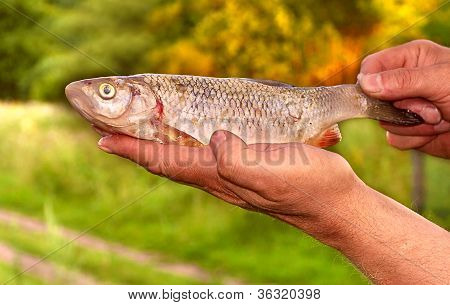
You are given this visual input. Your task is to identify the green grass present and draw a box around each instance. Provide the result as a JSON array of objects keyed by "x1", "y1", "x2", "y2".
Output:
[
  {"x1": 0, "y1": 102, "x2": 448, "y2": 284},
  {"x1": 0, "y1": 222, "x2": 203, "y2": 284},
  {"x1": 0, "y1": 261, "x2": 44, "y2": 285}
]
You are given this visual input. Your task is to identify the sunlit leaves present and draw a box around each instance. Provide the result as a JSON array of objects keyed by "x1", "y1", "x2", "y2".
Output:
[{"x1": 0, "y1": 0, "x2": 447, "y2": 100}]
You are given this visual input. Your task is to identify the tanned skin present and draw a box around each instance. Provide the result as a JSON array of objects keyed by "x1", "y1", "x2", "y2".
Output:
[{"x1": 97, "y1": 40, "x2": 450, "y2": 284}]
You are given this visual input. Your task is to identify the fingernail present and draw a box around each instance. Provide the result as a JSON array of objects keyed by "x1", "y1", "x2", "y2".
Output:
[
  {"x1": 422, "y1": 105, "x2": 441, "y2": 125},
  {"x1": 385, "y1": 131, "x2": 393, "y2": 145},
  {"x1": 98, "y1": 136, "x2": 113, "y2": 153},
  {"x1": 211, "y1": 130, "x2": 227, "y2": 146},
  {"x1": 360, "y1": 73, "x2": 383, "y2": 93},
  {"x1": 356, "y1": 73, "x2": 363, "y2": 84}
]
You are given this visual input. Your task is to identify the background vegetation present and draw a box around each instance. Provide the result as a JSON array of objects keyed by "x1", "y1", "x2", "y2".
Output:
[{"x1": 0, "y1": 0, "x2": 448, "y2": 284}]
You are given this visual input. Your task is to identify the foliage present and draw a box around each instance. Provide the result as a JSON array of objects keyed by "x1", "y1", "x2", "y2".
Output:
[
  {"x1": 0, "y1": 0, "x2": 448, "y2": 100},
  {"x1": 0, "y1": 0, "x2": 47, "y2": 99},
  {"x1": 0, "y1": 0, "x2": 449, "y2": 285}
]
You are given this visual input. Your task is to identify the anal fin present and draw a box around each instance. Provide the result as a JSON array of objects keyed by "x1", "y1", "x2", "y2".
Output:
[
  {"x1": 157, "y1": 123, "x2": 204, "y2": 147},
  {"x1": 308, "y1": 124, "x2": 342, "y2": 148}
]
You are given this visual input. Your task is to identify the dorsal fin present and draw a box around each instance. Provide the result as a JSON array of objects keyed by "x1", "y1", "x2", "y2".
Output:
[
  {"x1": 241, "y1": 78, "x2": 295, "y2": 88},
  {"x1": 308, "y1": 124, "x2": 342, "y2": 148}
]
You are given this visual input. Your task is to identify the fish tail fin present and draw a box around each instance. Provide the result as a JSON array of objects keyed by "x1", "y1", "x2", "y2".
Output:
[
  {"x1": 311, "y1": 84, "x2": 423, "y2": 126},
  {"x1": 365, "y1": 99, "x2": 423, "y2": 126}
]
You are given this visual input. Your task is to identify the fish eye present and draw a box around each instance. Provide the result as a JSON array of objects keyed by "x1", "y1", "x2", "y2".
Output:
[{"x1": 99, "y1": 83, "x2": 116, "y2": 100}]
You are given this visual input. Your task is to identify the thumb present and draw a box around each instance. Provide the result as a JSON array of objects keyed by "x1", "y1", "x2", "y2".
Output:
[
  {"x1": 359, "y1": 63, "x2": 449, "y2": 101},
  {"x1": 209, "y1": 130, "x2": 254, "y2": 184}
]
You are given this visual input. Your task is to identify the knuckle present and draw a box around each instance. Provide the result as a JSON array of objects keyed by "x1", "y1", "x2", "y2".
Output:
[
  {"x1": 361, "y1": 53, "x2": 375, "y2": 65},
  {"x1": 417, "y1": 39, "x2": 440, "y2": 49},
  {"x1": 158, "y1": 159, "x2": 172, "y2": 177},
  {"x1": 410, "y1": 39, "x2": 433, "y2": 47},
  {"x1": 414, "y1": 39, "x2": 441, "y2": 60},
  {"x1": 144, "y1": 145, "x2": 163, "y2": 173},
  {"x1": 398, "y1": 70, "x2": 413, "y2": 88},
  {"x1": 360, "y1": 53, "x2": 380, "y2": 71},
  {"x1": 122, "y1": 138, "x2": 138, "y2": 158},
  {"x1": 258, "y1": 185, "x2": 287, "y2": 202},
  {"x1": 408, "y1": 39, "x2": 438, "y2": 55},
  {"x1": 383, "y1": 69, "x2": 414, "y2": 91},
  {"x1": 251, "y1": 177, "x2": 273, "y2": 193},
  {"x1": 217, "y1": 153, "x2": 241, "y2": 180}
]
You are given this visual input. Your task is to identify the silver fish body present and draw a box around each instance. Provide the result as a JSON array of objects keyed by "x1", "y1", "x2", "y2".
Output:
[{"x1": 65, "y1": 74, "x2": 422, "y2": 147}]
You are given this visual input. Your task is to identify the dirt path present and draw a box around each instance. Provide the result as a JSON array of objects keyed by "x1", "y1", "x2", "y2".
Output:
[
  {"x1": 0, "y1": 208, "x2": 241, "y2": 284},
  {"x1": 0, "y1": 242, "x2": 99, "y2": 284}
]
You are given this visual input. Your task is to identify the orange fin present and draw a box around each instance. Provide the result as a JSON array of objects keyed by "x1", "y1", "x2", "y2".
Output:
[
  {"x1": 156, "y1": 123, "x2": 204, "y2": 147},
  {"x1": 308, "y1": 124, "x2": 342, "y2": 148}
]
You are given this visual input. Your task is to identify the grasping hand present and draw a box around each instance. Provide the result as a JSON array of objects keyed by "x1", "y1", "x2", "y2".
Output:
[
  {"x1": 92, "y1": 39, "x2": 450, "y2": 284},
  {"x1": 359, "y1": 39, "x2": 450, "y2": 158},
  {"x1": 97, "y1": 129, "x2": 450, "y2": 284},
  {"x1": 97, "y1": 130, "x2": 364, "y2": 238}
]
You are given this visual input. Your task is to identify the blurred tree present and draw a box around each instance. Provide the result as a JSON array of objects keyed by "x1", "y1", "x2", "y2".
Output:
[
  {"x1": 0, "y1": 0, "x2": 48, "y2": 99},
  {"x1": 146, "y1": 0, "x2": 379, "y2": 85},
  {"x1": 423, "y1": 3, "x2": 450, "y2": 45},
  {"x1": 27, "y1": 0, "x2": 156, "y2": 100},
  {"x1": 0, "y1": 0, "x2": 448, "y2": 101}
]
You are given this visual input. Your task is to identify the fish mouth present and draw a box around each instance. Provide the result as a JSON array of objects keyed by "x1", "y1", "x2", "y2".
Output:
[
  {"x1": 65, "y1": 81, "x2": 102, "y2": 125},
  {"x1": 65, "y1": 82, "x2": 140, "y2": 129},
  {"x1": 65, "y1": 81, "x2": 84, "y2": 108}
]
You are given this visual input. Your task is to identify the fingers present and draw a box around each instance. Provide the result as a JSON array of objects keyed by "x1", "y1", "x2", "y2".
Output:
[
  {"x1": 209, "y1": 130, "x2": 308, "y2": 214},
  {"x1": 360, "y1": 43, "x2": 417, "y2": 74},
  {"x1": 381, "y1": 120, "x2": 450, "y2": 136},
  {"x1": 360, "y1": 40, "x2": 450, "y2": 157},
  {"x1": 360, "y1": 40, "x2": 448, "y2": 74},
  {"x1": 359, "y1": 63, "x2": 450, "y2": 101},
  {"x1": 393, "y1": 98, "x2": 441, "y2": 125},
  {"x1": 98, "y1": 134, "x2": 251, "y2": 207},
  {"x1": 209, "y1": 130, "x2": 315, "y2": 199},
  {"x1": 97, "y1": 134, "x2": 217, "y2": 186},
  {"x1": 379, "y1": 98, "x2": 448, "y2": 136},
  {"x1": 209, "y1": 131, "x2": 284, "y2": 191},
  {"x1": 386, "y1": 131, "x2": 450, "y2": 158},
  {"x1": 209, "y1": 130, "x2": 256, "y2": 189},
  {"x1": 386, "y1": 129, "x2": 450, "y2": 158},
  {"x1": 386, "y1": 132, "x2": 435, "y2": 150},
  {"x1": 416, "y1": 133, "x2": 450, "y2": 158},
  {"x1": 359, "y1": 40, "x2": 450, "y2": 126},
  {"x1": 98, "y1": 134, "x2": 141, "y2": 158}
]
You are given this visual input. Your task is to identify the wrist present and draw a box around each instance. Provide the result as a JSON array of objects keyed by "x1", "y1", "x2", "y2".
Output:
[
  {"x1": 313, "y1": 181, "x2": 372, "y2": 250},
  {"x1": 306, "y1": 176, "x2": 371, "y2": 248},
  {"x1": 300, "y1": 183, "x2": 450, "y2": 284},
  {"x1": 276, "y1": 174, "x2": 370, "y2": 247}
]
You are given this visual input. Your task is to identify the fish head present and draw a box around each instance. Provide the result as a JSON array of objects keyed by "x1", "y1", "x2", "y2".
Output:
[{"x1": 65, "y1": 76, "x2": 161, "y2": 137}]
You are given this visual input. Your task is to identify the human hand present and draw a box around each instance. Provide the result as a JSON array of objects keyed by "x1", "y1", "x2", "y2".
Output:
[
  {"x1": 358, "y1": 40, "x2": 450, "y2": 158},
  {"x1": 96, "y1": 130, "x2": 450, "y2": 284},
  {"x1": 97, "y1": 130, "x2": 365, "y2": 239}
]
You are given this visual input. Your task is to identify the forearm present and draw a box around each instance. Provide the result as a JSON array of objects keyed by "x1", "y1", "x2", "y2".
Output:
[
  {"x1": 101, "y1": 131, "x2": 449, "y2": 284},
  {"x1": 282, "y1": 183, "x2": 450, "y2": 284}
]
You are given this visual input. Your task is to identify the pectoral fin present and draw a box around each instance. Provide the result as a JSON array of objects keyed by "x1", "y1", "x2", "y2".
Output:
[{"x1": 308, "y1": 124, "x2": 342, "y2": 148}]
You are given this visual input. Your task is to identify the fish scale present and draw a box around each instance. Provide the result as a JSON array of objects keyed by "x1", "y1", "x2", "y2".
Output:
[
  {"x1": 152, "y1": 75, "x2": 339, "y2": 144},
  {"x1": 152, "y1": 76, "x2": 292, "y2": 144},
  {"x1": 65, "y1": 74, "x2": 423, "y2": 148}
]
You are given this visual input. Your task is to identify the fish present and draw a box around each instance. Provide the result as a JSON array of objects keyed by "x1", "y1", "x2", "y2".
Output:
[{"x1": 65, "y1": 74, "x2": 422, "y2": 148}]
